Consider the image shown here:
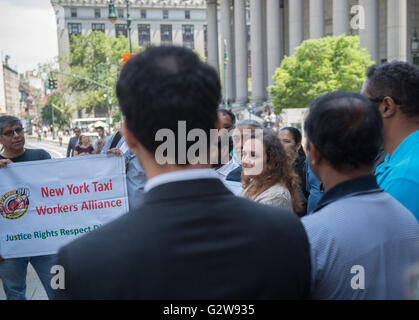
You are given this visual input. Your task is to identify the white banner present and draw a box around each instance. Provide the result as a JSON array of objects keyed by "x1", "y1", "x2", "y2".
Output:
[{"x1": 0, "y1": 155, "x2": 129, "y2": 258}]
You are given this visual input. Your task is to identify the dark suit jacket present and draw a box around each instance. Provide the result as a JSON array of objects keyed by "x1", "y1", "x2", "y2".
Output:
[
  {"x1": 66, "y1": 136, "x2": 78, "y2": 157},
  {"x1": 54, "y1": 178, "x2": 311, "y2": 300}
]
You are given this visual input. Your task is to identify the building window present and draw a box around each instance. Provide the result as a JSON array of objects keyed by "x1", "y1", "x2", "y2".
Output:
[
  {"x1": 160, "y1": 24, "x2": 172, "y2": 46},
  {"x1": 71, "y1": 8, "x2": 77, "y2": 18},
  {"x1": 115, "y1": 24, "x2": 128, "y2": 38},
  {"x1": 182, "y1": 25, "x2": 194, "y2": 49},
  {"x1": 163, "y1": 10, "x2": 169, "y2": 19},
  {"x1": 414, "y1": 56, "x2": 419, "y2": 67},
  {"x1": 185, "y1": 10, "x2": 190, "y2": 20},
  {"x1": 141, "y1": 9, "x2": 147, "y2": 19},
  {"x1": 92, "y1": 23, "x2": 105, "y2": 33},
  {"x1": 118, "y1": 9, "x2": 124, "y2": 18},
  {"x1": 68, "y1": 23, "x2": 81, "y2": 41},
  {"x1": 204, "y1": 24, "x2": 208, "y2": 59},
  {"x1": 138, "y1": 24, "x2": 151, "y2": 47},
  {"x1": 94, "y1": 8, "x2": 101, "y2": 18}
]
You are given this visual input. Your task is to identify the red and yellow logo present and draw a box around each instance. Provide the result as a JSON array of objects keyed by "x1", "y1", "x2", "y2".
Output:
[{"x1": 0, "y1": 188, "x2": 30, "y2": 220}]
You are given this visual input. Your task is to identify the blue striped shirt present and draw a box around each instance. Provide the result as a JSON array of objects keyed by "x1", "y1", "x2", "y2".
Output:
[{"x1": 302, "y1": 176, "x2": 419, "y2": 299}]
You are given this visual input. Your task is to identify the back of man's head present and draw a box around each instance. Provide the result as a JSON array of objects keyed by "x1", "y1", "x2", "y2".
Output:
[
  {"x1": 365, "y1": 61, "x2": 419, "y2": 118},
  {"x1": 304, "y1": 91, "x2": 383, "y2": 171},
  {"x1": 116, "y1": 46, "x2": 221, "y2": 164}
]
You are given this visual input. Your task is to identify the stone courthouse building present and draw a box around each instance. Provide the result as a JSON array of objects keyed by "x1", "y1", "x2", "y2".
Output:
[{"x1": 52, "y1": 0, "x2": 419, "y2": 110}]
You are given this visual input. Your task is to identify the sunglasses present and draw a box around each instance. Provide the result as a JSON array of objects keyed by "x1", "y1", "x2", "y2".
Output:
[{"x1": 1, "y1": 127, "x2": 24, "y2": 137}]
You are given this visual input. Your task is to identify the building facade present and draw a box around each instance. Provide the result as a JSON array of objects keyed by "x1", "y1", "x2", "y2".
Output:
[
  {"x1": 51, "y1": 0, "x2": 419, "y2": 111},
  {"x1": 210, "y1": 0, "x2": 419, "y2": 110},
  {"x1": 51, "y1": 0, "x2": 218, "y2": 65},
  {"x1": 1, "y1": 61, "x2": 22, "y2": 117}
]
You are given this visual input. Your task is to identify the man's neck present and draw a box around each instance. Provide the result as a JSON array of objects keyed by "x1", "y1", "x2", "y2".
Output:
[
  {"x1": 145, "y1": 164, "x2": 212, "y2": 181},
  {"x1": 1, "y1": 148, "x2": 25, "y2": 159},
  {"x1": 384, "y1": 120, "x2": 419, "y2": 157},
  {"x1": 320, "y1": 166, "x2": 372, "y2": 192}
]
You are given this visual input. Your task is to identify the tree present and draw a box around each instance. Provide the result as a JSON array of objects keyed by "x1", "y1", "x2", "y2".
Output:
[
  {"x1": 268, "y1": 36, "x2": 375, "y2": 114},
  {"x1": 41, "y1": 92, "x2": 74, "y2": 127},
  {"x1": 66, "y1": 31, "x2": 142, "y2": 116}
]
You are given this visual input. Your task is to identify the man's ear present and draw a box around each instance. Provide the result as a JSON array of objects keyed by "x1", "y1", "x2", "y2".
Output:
[
  {"x1": 380, "y1": 97, "x2": 398, "y2": 119},
  {"x1": 121, "y1": 121, "x2": 138, "y2": 150},
  {"x1": 309, "y1": 143, "x2": 322, "y2": 167}
]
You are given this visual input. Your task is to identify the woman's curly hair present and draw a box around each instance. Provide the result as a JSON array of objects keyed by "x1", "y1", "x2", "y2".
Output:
[{"x1": 242, "y1": 129, "x2": 304, "y2": 214}]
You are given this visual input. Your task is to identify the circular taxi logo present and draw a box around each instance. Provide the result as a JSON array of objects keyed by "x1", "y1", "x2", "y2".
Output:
[{"x1": 0, "y1": 188, "x2": 30, "y2": 220}]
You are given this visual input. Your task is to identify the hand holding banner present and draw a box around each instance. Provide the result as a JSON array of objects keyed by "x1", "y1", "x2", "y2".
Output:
[{"x1": 0, "y1": 155, "x2": 129, "y2": 258}]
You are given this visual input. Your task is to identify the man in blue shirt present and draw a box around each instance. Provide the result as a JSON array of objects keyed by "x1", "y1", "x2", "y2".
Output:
[
  {"x1": 361, "y1": 61, "x2": 419, "y2": 221},
  {"x1": 302, "y1": 92, "x2": 419, "y2": 299},
  {"x1": 101, "y1": 130, "x2": 147, "y2": 212}
]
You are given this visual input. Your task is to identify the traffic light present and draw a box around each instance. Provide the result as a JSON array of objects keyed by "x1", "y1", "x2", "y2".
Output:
[{"x1": 48, "y1": 78, "x2": 58, "y2": 90}]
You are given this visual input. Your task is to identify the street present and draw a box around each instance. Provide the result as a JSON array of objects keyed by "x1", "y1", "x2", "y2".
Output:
[
  {"x1": 25, "y1": 136, "x2": 68, "y2": 159},
  {"x1": 0, "y1": 136, "x2": 67, "y2": 300}
]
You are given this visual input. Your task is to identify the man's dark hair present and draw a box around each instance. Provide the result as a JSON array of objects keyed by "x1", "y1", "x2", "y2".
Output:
[
  {"x1": 366, "y1": 61, "x2": 419, "y2": 117},
  {"x1": 116, "y1": 46, "x2": 221, "y2": 164},
  {"x1": 304, "y1": 91, "x2": 383, "y2": 171},
  {"x1": 0, "y1": 116, "x2": 22, "y2": 135},
  {"x1": 218, "y1": 109, "x2": 236, "y2": 126}
]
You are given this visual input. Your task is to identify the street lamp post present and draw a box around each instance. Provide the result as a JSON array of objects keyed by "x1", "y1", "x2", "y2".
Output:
[
  {"x1": 97, "y1": 62, "x2": 111, "y2": 127},
  {"x1": 108, "y1": 0, "x2": 133, "y2": 54}
]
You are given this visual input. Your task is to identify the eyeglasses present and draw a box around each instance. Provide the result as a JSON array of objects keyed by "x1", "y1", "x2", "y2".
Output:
[
  {"x1": 1, "y1": 127, "x2": 24, "y2": 137},
  {"x1": 368, "y1": 96, "x2": 402, "y2": 106}
]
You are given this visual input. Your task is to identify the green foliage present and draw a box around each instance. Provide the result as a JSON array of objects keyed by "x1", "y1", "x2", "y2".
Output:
[
  {"x1": 41, "y1": 93, "x2": 74, "y2": 127},
  {"x1": 268, "y1": 36, "x2": 375, "y2": 114},
  {"x1": 67, "y1": 31, "x2": 142, "y2": 116}
]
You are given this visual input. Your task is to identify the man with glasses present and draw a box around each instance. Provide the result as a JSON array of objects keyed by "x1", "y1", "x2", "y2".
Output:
[
  {"x1": 361, "y1": 61, "x2": 419, "y2": 222},
  {"x1": 0, "y1": 115, "x2": 55, "y2": 300},
  {"x1": 66, "y1": 127, "x2": 81, "y2": 157},
  {"x1": 0, "y1": 116, "x2": 50, "y2": 165}
]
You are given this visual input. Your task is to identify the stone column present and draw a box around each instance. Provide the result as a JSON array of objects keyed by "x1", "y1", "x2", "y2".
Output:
[
  {"x1": 387, "y1": 0, "x2": 408, "y2": 61},
  {"x1": 289, "y1": 0, "x2": 304, "y2": 55},
  {"x1": 266, "y1": 0, "x2": 282, "y2": 87},
  {"x1": 250, "y1": 0, "x2": 265, "y2": 104},
  {"x1": 359, "y1": 0, "x2": 379, "y2": 63},
  {"x1": 333, "y1": 0, "x2": 349, "y2": 36},
  {"x1": 220, "y1": 0, "x2": 235, "y2": 103},
  {"x1": 207, "y1": 0, "x2": 219, "y2": 73},
  {"x1": 310, "y1": 0, "x2": 324, "y2": 39},
  {"x1": 234, "y1": 0, "x2": 248, "y2": 104}
]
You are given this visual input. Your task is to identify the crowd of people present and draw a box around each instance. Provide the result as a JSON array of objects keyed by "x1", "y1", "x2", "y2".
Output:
[{"x1": 1, "y1": 45, "x2": 419, "y2": 300}]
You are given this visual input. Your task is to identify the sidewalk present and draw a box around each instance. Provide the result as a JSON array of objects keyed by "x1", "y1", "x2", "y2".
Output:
[{"x1": 0, "y1": 264, "x2": 48, "y2": 300}]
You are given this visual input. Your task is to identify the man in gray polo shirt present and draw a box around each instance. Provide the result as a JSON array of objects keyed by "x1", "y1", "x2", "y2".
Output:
[{"x1": 302, "y1": 91, "x2": 419, "y2": 299}]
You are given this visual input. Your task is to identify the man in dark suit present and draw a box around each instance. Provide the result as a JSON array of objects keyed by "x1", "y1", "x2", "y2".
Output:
[
  {"x1": 66, "y1": 127, "x2": 81, "y2": 157},
  {"x1": 54, "y1": 46, "x2": 311, "y2": 300}
]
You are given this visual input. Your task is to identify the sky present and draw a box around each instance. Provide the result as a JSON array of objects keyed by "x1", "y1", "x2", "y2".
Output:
[{"x1": 0, "y1": 0, "x2": 58, "y2": 74}]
